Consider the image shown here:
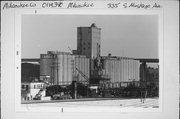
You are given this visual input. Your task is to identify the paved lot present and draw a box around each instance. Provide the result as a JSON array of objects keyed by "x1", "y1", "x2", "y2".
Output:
[{"x1": 22, "y1": 98, "x2": 159, "y2": 108}]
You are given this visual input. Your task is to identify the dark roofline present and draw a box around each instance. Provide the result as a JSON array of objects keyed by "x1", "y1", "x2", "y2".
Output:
[
  {"x1": 134, "y1": 58, "x2": 159, "y2": 63},
  {"x1": 21, "y1": 58, "x2": 40, "y2": 63}
]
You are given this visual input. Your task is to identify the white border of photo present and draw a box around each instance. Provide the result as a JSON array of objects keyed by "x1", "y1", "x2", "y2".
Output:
[{"x1": 1, "y1": 1, "x2": 179, "y2": 119}]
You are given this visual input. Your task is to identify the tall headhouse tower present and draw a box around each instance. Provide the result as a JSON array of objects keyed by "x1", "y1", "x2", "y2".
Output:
[{"x1": 77, "y1": 23, "x2": 101, "y2": 59}]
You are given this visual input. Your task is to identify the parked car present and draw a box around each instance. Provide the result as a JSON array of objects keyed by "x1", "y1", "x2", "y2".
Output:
[
  {"x1": 52, "y1": 94, "x2": 72, "y2": 100},
  {"x1": 33, "y1": 94, "x2": 41, "y2": 100}
]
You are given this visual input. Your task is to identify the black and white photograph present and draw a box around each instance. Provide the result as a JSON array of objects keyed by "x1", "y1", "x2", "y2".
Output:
[
  {"x1": 21, "y1": 15, "x2": 160, "y2": 108},
  {"x1": 1, "y1": 1, "x2": 179, "y2": 119}
]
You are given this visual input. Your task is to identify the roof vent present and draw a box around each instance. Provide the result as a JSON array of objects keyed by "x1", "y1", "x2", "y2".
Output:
[{"x1": 91, "y1": 23, "x2": 96, "y2": 27}]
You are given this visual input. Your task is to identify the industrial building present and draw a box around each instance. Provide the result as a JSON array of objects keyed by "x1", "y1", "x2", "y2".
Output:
[
  {"x1": 40, "y1": 51, "x2": 90, "y2": 85},
  {"x1": 77, "y1": 23, "x2": 101, "y2": 59},
  {"x1": 21, "y1": 23, "x2": 159, "y2": 100},
  {"x1": 101, "y1": 56, "x2": 140, "y2": 83},
  {"x1": 39, "y1": 23, "x2": 141, "y2": 87},
  {"x1": 21, "y1": 81, "x2": 47, "y2": 100},
  {"x1": 21, "y1": 63, "x2": 40, "y2": 83}
]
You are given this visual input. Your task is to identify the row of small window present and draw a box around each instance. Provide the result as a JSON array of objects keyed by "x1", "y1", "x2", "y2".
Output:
[
  {"x1": 78, "y1": 29, "x2": 91, "y2": 34},
  {"x1": 79, "y1": 47, "x2": 100, "y2": 53},
  {"x1": 78, "y1": 36, "x2": 100, "y2": 41},
  {"x1": 79, "y1": 40, "x2": 91, "y2": 45},
  {"x1": 82, "y1": 47, "x2": 91, "y2": 50},
  {"x1": 21, "y1": 85, "x2": 29, "y2": 89},
  {"x1": 21, "y1": 84, "x2": 44, "y2": 89},
  {"x1": 100, "y1": 82, "x2": 140, "y2": 88},
  {"x1": 78, "y1": 30, "x2": 100, "y2": 34},
  {"x1": 33, "y1": 84, "x2": 44, "y2": 89},
  {"x1": 79, "y1": 44, "x2": 100, "y2": 49}
]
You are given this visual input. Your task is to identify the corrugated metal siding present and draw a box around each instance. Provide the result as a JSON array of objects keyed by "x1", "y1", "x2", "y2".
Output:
[
  {"x1": 74, "y1": 55, "x2": 90, "y2": 84},
  {"x1": 40, "y1": 54, "x2": 55, "y2": 84},
  {"x1": 56, "y1": 53, "x2": 73, "y2": 85},
  {"x1": 40, "y1": 52, "x2": 139, "y2": 86},
  {"x1": 40, "y1": 52, "x2": 90, "y2": 85},
  {"x1": 102, "y1": 57, "x2": 140, "y2": 83}
]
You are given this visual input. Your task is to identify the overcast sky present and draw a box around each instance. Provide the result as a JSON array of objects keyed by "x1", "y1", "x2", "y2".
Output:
[{"x1": 22, "y1": 15, "x2": 158, "y2": 59}]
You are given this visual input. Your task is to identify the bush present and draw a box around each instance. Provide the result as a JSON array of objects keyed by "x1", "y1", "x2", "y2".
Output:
[{"x1": 46, "y1": 85, "x2": 64, "y2": 97}]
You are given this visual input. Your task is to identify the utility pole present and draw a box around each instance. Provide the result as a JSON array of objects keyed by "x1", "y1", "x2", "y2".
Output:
[
  {"x1": 56, "y1": 55, "x2": 59, "y2": 85},
  {"x1": 68, "y1": 46, "x2": 77, "y2": 99},
  {"x1": 50, "y1": 65, "x2": 54, "y2": 85},
  {"x1": 74, "y1": 57, "x2": 77, "y2": 99},
  {"x1": 74, "y1": 80, "x2": 77, "y2": 99}
]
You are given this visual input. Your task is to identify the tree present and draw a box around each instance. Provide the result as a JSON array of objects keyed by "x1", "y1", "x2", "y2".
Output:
[{"x1": 46, "y1": 85, "x2": 63, "y2": 97}]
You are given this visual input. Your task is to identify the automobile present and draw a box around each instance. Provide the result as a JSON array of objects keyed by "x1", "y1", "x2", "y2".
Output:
[
  {"x1": 52, "y1": 94, "x2": 72, "y2": 100},
  {"x1": 33, "y1": 94, "x2": 41, "y2": 100},
  {"x1": 52, "y1": 94, "x2": 61, "y2": 100}
]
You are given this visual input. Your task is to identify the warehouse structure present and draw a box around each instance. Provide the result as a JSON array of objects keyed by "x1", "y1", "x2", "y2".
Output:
[
  {"x1": 21, "y1": 23, "x2": 160, "y2": 100},
  {"x1": 39, "y1": 23, "x2": 140, "y2": 87},
  {"x1": 101, "y1": 56, "x2": 140, "y2": 83},
  {"x1": 21, "y1": 63, "x2": 40, "y2": 83},
  {"x1": 40, "y1": 51, "x2": 90, "y2": 85},
  {"x1": 77, "y1": 23, "x2": 101, "y2": 59}
]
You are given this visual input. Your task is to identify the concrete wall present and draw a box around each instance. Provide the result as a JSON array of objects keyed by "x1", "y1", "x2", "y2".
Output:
[
  {"x1": 40, "y1": 53, "x2": 56, "y2": 84},
  {"x1": 56, "y1": 52, "x2": 73, "y2": 85},
  {"x1": 40, "y1": 51, "x2": 90, "y2": 85},
  {"x1": 77, "y1": 24, "x2": 101, "y2": 59},
  {"x1": 77, "y1": 27, "x2": 92, "y2": 58},
  {"x1": 73, "y1": 55, "x2": 90, "y2": 84},
  {"x1": 40, "y1": 52, "x2": 140, "y2": 86},
  {"x1": 91, "y1": 26, "x2": 101, "y2": 59},
  {"x1": 21, "y1": 63, "x2": 40, "y2": 82}
]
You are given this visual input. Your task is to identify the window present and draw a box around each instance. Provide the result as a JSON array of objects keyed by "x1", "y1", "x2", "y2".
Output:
[
  {"x1": 88, "y1": 28, "x2": 91, "y2": 33},
  {"x1": 22, "y1": 85, "x2": 25, "y2": 89},
  {"x1": 78, "y1": 28, "x2": 82, "y2": 35},
  {"x1": 26, "y1": 85, "x2": 29, "y2": 91}
]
